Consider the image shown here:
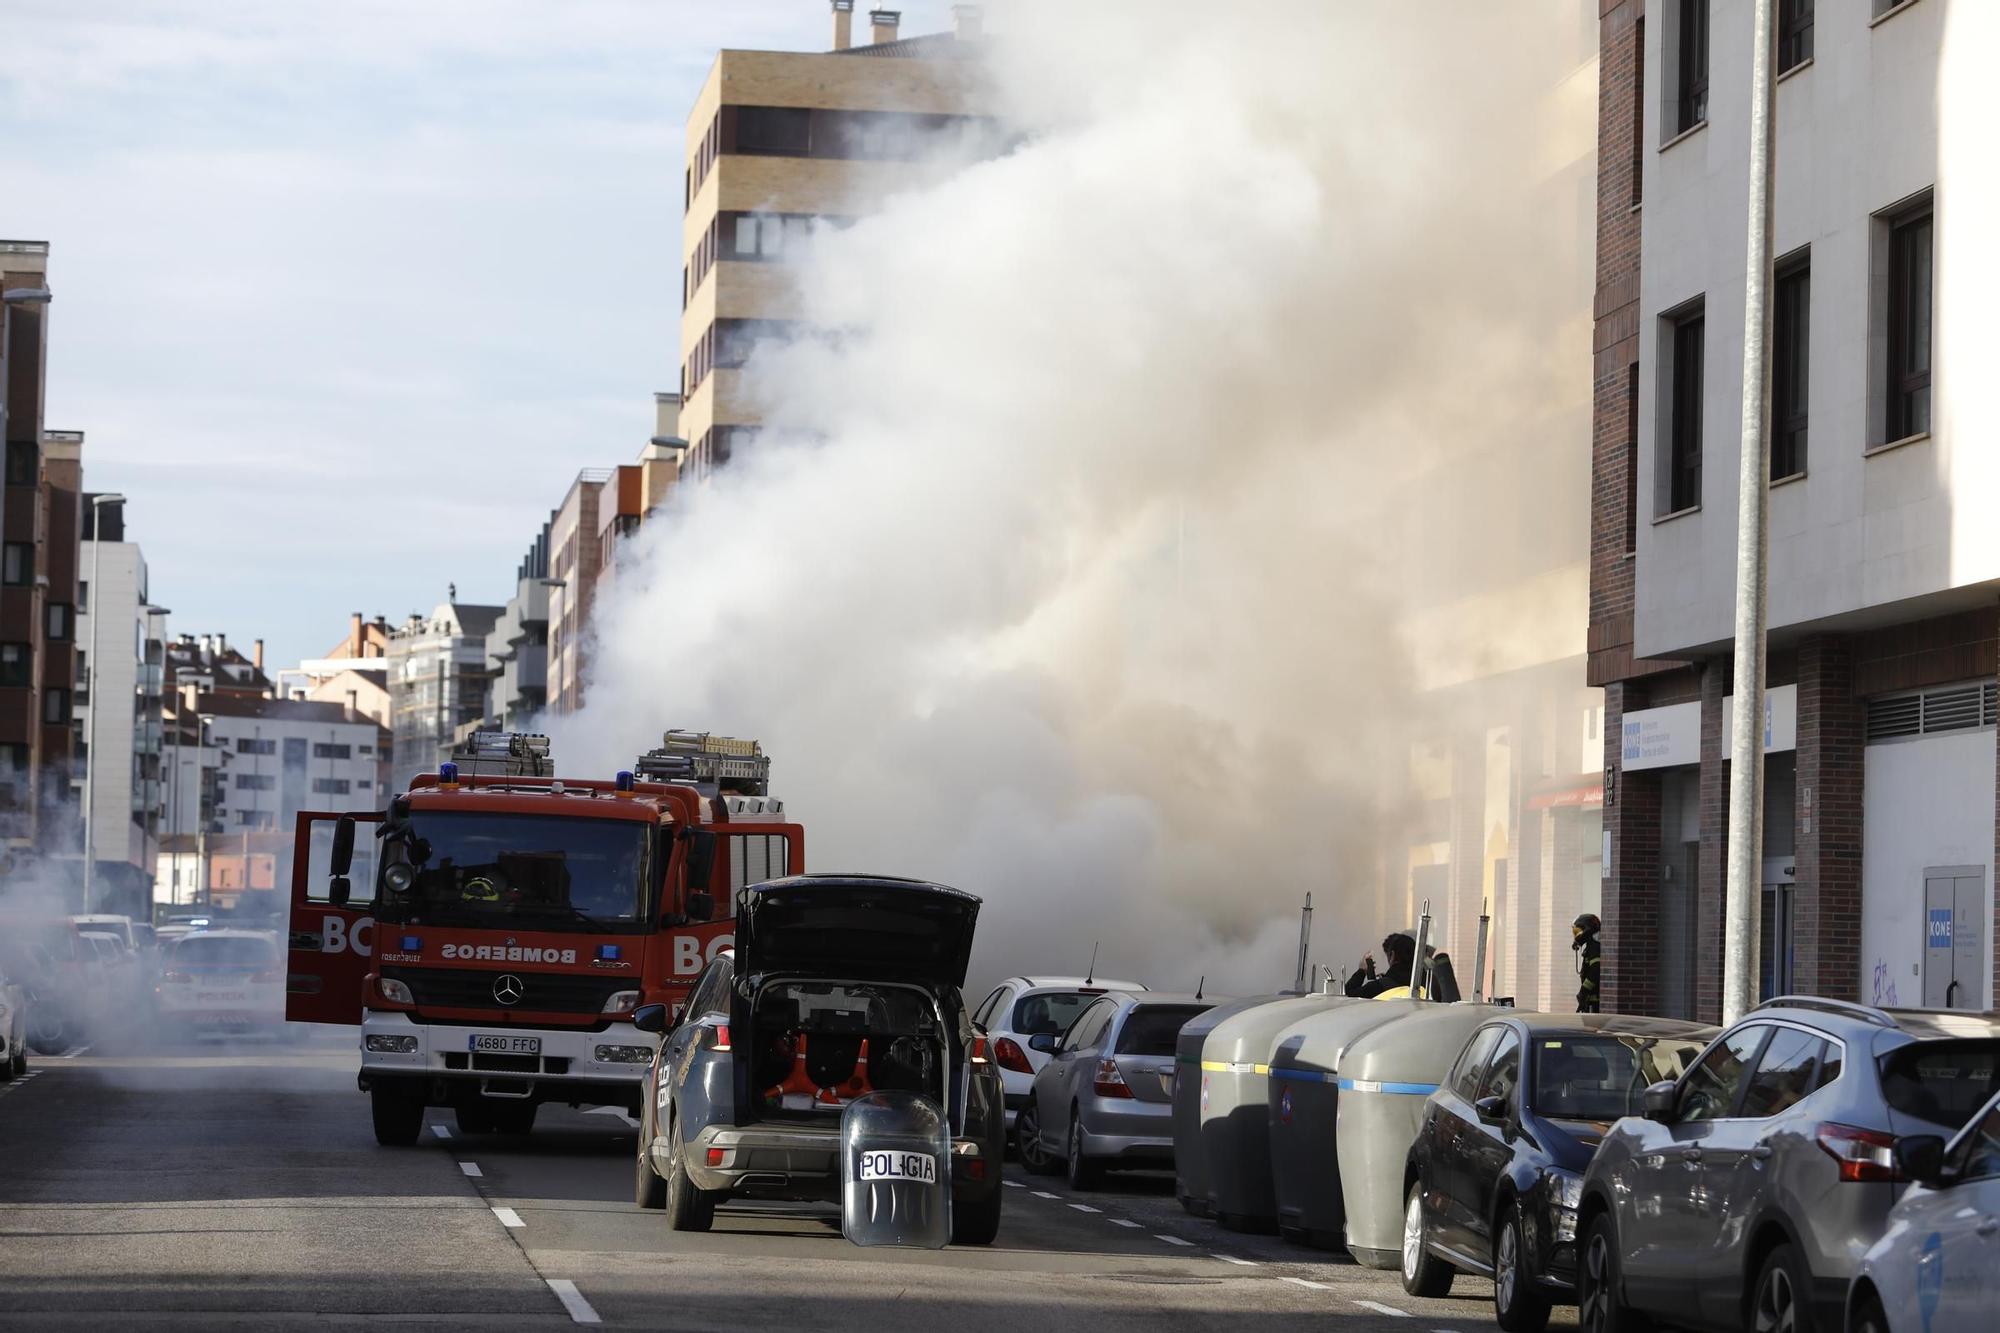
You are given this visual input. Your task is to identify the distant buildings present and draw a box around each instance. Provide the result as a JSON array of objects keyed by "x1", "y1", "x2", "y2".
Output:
[
  {"x1": 485, "y1": 524, "x2": 553, "y2": 733},
  {"x1": 387, "y1": 598, "x2": 502, "y2": 786},
  {"x1": 74, "y1": 495, "x2": 167, "y2": 886},
  {"x1": 277, "y1": 613, "x2": 394, "y2": 733}
]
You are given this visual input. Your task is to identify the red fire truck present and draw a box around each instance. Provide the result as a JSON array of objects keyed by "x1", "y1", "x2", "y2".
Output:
[{"x1": 285, "y1": 731, "x2": 803, "y2": 1145}]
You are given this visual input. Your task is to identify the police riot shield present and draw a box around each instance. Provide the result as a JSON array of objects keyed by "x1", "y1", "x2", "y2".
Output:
[{"x1": 840, "y1": 1091, "x2": 951, "y2": 1249}]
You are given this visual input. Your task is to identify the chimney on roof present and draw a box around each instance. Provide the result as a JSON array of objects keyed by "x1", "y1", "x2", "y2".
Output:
[
  {"x1": 831, "y1": 0, "x2": 854, "y2": 50},
  {"x1": 350, "y1": 612, "x2": 363, "y2": 656},
  {"x1": 868, "y1": 7, "x2": 899, "y2": 44},
  {"x1": 254, "y1": 639, "x2": 264, "y2": 670},
  {"x1": 952, "y1": 3, "x2": 982, "y2": 40}
]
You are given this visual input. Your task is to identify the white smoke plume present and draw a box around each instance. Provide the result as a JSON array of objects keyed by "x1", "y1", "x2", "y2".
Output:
[{"x1": 557, "y1": 1, "x2": 1596, "y2": 997}]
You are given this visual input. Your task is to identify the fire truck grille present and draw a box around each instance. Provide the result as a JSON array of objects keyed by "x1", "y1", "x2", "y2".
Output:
[{"x1": 382, "y1": 966, "x2": 627, "y2": 1015}]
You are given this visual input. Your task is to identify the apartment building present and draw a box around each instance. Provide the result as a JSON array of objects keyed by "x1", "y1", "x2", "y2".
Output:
[
  {"x1": 1591, "y1": 0, "x2": 1991, "y2": 1019},
  {"x1": 74, "y1": 496, "x2": 166, "y2": 878},
  {"x1": 199, "y1": 694, "x2": 388, "y2": 833},
  {"x1": 38, "y1": 433, "x2": 81, "y2": 842},
  {"x1": 277, "y1": 613, "x2": 395, "y2": 732},
  {"x1": 677, "y1": 3, "x2": 991, "y2": 479},
  {"x1": 485, "y1": 523, "x2": 553, "y2": 731},
  {"x1": 387, "y1": 597, "x2": 500, "y2": 785},
  {"x1": 546, "y1": 469, "x2": 609, "y2": 715}
]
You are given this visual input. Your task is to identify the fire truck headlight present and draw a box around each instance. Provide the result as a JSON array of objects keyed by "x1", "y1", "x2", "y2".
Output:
[
  {"x1": 378, "y1": 977, "x2": 414, "y2": 1005},
  {"x1": 383, "y1": 862, "x2": 416, "y2": 895},
  {"x1": 602, "y1": 990, "x2": 641, "y2": 1014},
  {"x1": 365, "y1": 1034, "x2": 419, "y2": 1053},
  {"x1": 595, "y1": 1044, "x2": 653, "y2": 1064}
]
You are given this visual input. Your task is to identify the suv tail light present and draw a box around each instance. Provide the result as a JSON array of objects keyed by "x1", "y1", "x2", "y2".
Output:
[
  {"x1": 1815, "y1": 1123, "x2": 1901, "y2": 1182},
  {"x1": 992, "y1": 1037, "x2": 1034, "y2": 1074},
  {"x1": 1093, "y1": 1058, "x2": 1132, "y2": 1099},
  {"x1": 702, "y1": 1023, "x2": 732, "y2": 1053},
  {"x1": 969, "y1": 1036, "x2": 991, "y2": 1067}
]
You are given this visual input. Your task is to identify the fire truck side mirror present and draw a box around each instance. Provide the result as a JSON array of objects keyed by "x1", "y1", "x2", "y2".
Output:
[
  {"x1": 684, "y1": 830, "x2": 718, "y2": 915},
  {"x1": 328, "y1": 875, "x2": 352, "y2": 908},
  {"x1": 687, "y1": 892, "x2": 716, "y2": 922},
  {"x1": 330, "y1": 816, "x2": 357, "y2": 876}
]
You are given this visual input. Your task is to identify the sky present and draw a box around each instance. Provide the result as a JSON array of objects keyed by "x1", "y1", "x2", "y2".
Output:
[{"x1": 1, "y1": 0, "x2": 959, "y2": 669}]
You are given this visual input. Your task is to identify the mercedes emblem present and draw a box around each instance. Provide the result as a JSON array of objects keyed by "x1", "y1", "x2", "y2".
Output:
[{"x1": 493, "y1": 974, "x2": 525, "y2": 1006}]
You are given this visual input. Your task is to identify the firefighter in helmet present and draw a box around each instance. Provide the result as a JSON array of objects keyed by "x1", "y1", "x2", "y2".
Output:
[{"x1": 1572, "y1": 912, "x2": 1603, "y2": 1013}]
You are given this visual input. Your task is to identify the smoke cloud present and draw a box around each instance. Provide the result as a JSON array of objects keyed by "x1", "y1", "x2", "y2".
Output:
[{"x1": 559, "y1": 1, "x2": 1596, "y2": 997}]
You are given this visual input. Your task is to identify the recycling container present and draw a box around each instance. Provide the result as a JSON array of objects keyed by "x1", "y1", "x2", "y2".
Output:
[
  {"x1": 1335, "y1": 1003, "x2": 1513, "y2": 1268},
  {"x1": 1266, "y1": 998, "x2": 1421, "y2": 1248},
  {"x1": 1198, "y1": 994, "x2": 1358, "y2": 1231},
  {"x1": 840, "y1": 1091, "x2": 951, "y2": 1249},
  {"x1": 1169, "y1": 994, "x2": 1268, "y2": 1216}
]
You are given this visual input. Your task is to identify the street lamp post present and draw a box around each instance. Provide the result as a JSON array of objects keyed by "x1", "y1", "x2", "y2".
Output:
[
  {"x1": 81, "y1": 492, "x2": 127, "y2": 915},
  {"x1": 1723, "y1": 0, "x2": 1780, "y2": 1024}
]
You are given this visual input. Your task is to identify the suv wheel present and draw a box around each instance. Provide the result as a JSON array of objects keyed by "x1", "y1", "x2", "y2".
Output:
[
  {"x1": 1065, "y1": 1112, "x2": 1104, "y2": 1190},
  {"x1": 1399, "y1": 1181, "x2": 1453, "y2": 1297},
  {"x1": 1493, "y1": 1200, "x2": 1551, "y2": 1331},
  {"x1": 1016, "y1": 1099, "x2": 1059, "y2": 1176},
  {"x1": 1578, "y1": 1211, "x2": 1648, "y2": 1333},
  {"x1": 634, "y1": 1099, "x2": 667, "y2": 1209},
  {"x1": 662, "y1": 1114, "x2": 716, "y2": 1233},
  {"x1": 1751, "y1": 1244, "x2": 1810, "y2": 1333}
]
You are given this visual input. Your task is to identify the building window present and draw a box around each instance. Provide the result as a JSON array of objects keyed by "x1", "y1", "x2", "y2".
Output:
[
  {"x1": 45, "y1": 602, "x2": 71, "y2": 641},
  {"x1": 1630, "y1": 17, "x2": 1645, "y2": 205},
  {"x1": 1674, "y1": 0, "x2": 1710, "y2": 135},
  {"x1": 1885, "y1": 202, "x2": 1933, "y2": 441},
  {"x1": 4, "y1": 440, "x2": 35, "y2": 487},
  {"x1": 43, "y1": 687, "x2": 69, "y2": 725},
  {"x1": 0, "y1": 642, "x2": 31, "y2": 688},
  {"x1": 1624, "y1": 363, "x2": 1641, "y2": 552},
  {"x1": 358, "y1": 744, "x2": 373, "y2": 756},
  {"x1": 312, "y1": 777, "x2": 352, "y2": 795},
  {"x1": 1871, "y1": 0, "x2": 1916, "y2": 17},
  {"x1": 735, "y1": 106, "x2": 812, "y2": 155},
  {"x1": 313, "y1": 741, "x2": 352, "y2": 760},
  {"x1": 234, "y1": 773, "x2": 276, "y2": 791},
  {"x1": 1662, "y1": 302, "x2": 1705, "y2": 514},
  {"x1": 1773, "y1": 252, "x2": 1810, "y2": 480},
  {"x1": 1778, "y1": 0, "x2": 1813, "y2": 73},
  {"x1": 236, "y1": 737, "x2": 276, "y2": 756},
  {"x1": 2, "y1": 543, "x2": 31, "y2": 586}
]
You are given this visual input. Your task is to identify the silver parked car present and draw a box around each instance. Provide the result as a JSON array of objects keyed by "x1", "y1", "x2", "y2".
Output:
[
  {"x1": 1844, "y1": 1086, "x2": 2000, "y2": 1333},
  {"x1": 971, "y1": 975, "x2": 1145, "y2": 1131},
  {"x1": 1018, "y1": 991, "x2": 1214, "y2": 1188},
  {"x1": 1578, "y1": 998, "x2": 2000, "y2": 1333}
]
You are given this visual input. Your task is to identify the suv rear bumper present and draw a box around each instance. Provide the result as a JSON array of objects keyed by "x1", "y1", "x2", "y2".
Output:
[
  {"x1": 675, "y1": 1121, "x2": 996, "y2": 1202},
  {"x1": 357, "y1": 1013, "x2": 651, "y2": 1106}
]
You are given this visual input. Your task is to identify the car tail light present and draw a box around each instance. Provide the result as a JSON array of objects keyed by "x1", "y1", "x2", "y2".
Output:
[
  {"x1": 702, "y1": 1023, "x2": 731, "y2": 1053},
  {"x1": 969, "y1": 1036, "x2": 991, "y2": 1066},
  {"x1": 1815, "y1": 1123, "x2": 1901, "y2": 1182},
  {"x1": 706, "y1": 1147, "x2": 725, "y2": 1167},
  {"x1": 963, "y1": 1157, "x2": 986, "y2": 1181},
  {"x1": 992, "y1": 1037, "x2": 1034, "y2": 1074},
  {"x1": 1093, "y1": 1058, "x2": 1132, "y2": 1098}
]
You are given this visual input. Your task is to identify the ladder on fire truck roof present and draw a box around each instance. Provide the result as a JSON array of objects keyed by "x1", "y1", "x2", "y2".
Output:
[
  {"x1": 632, "y1": 730, "x2": 770, "y2": 797},
  {"x1": 449, "y1": 731, "x2": 554, "y2": 778}
]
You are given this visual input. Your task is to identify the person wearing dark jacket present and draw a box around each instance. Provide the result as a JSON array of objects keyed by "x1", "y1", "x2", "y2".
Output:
[
  {"x1": 1573, "y1": 913, "x2": 1602, "y2": 1013},
  {"x1": 1345, "y1": 932, "x2": 1416, "y2": 998}
]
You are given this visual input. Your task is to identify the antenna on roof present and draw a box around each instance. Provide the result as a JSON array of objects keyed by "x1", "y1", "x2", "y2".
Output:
[
  {"x1": 1085, "y1": 941, "x2": 1098, "y2": 986},
  {"x1": 1195, "y1": 974, "x2": 1205, "y2": 1001}
]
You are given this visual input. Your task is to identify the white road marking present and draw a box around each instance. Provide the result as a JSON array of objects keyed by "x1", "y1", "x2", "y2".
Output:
[
  {"x1": 583, "y1": 1106, "x2": 641, "y2": 1128},
  {"x1": 1279, "y1": 1276, "x2": 1331, "y2": 1290},
  {"x1": 545, "y1": 1279, "x2": 601, "y2": 1325},
  {"x1": 431, "y1": 1124, "x2": 452, "y2": 1140},
  {"x1": 1068, "y1": 1203, "x2": 1101, "y2": 1213},
  {"x1": 1003, "y1": 1181, "x2": 1024, "y2": 1189},
  {"x1": 1352, "y1": 1300, "x2": 1408, "y2": 1317},
  {"x1": 56, "y1": 1045, "x2": 90, "y2": 1059},
  {"x1": 1155, "y1": 1234, "x2": 1194, "y2": 1247},
  {"x1": 459, "y1": 1161, "x2": 483, "y2": 1178},
  {"x1": 1211, "y1": 1254, "x2": 1256, "y2": 1266},
  {"x1": 493, "y1": 1207, "x2": 525, "y2": 1229},
  {"x1": 1109, "y1": 1218, "x2": 1141, "y2": 1228},
  {"x1": 1032, "y1": 1191, "x2": 1060, "y2": 1200}
]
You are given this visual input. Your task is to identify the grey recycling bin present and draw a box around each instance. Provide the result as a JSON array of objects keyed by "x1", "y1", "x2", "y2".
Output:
[
  {"x1": 1198, "y1": 994, "x2": 1358, "y2": 1231},
  {"x1": 1336, "y1": 1003, "x2": 1513, "y2": 1268},
  {"x1": 1170, "y1": 994, "x2": 1265, "y2": 1216},
  {"x1": 1267, "y1": 998, "x2": 1421, "y2": 1248},
  {"x1": 840, "y1": 1091, "x2": 951, "y2": 1249}
]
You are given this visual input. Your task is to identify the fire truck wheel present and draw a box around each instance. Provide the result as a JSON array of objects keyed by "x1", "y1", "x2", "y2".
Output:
[
  {"x1": 371, "y1": 1085, "x2": 425, "y2": 1147},
  {"x1": 456, "y1": 1104, "x2": 496, "y2": 1136},
  {"x1": 494, "y1": 1102, "x2": 537, "y2": 1136},
  {"x1": 951, "y1": 1182, "x2": 1002, "y2": 1246},
  {"x1": 663, "y1": 1115, "x2": 716, "y2": 1232}
]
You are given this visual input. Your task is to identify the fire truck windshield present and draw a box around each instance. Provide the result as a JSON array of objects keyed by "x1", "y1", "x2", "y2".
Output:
[{"x1": 381, "y1": 812, "x2": 653, "y2": 933}]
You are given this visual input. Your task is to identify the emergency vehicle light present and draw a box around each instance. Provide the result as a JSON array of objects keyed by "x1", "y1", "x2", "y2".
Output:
[
  {"x1": 401, "y1": 935, "x2": 421, "y2": 952},
  {"x1": 597, "y1": 944, "x2": 621, "y2": 961},
  {"x1": 439, "y1": 761, "x2": 460, "y2": 786},
  {"x1": 614, "y1": 770, "x2": 634, "y2": 792}
]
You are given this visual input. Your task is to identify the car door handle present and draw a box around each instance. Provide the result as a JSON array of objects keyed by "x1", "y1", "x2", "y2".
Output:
[{"x1": 1978, "y1": 1216, "x2": 2000, "y2": 1238}]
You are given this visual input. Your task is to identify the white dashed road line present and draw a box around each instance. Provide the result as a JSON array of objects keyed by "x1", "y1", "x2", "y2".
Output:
[
  {"x1": 1154, "y1": 1234, "x2": 1193, "y2": 1247},
  {"x1": 1109, "y1": 1218, "x2": 1141, "y2": 1228},
  {"x1": 1279, "y1": 1276, "x2": 1331, "y2": 1291},
  {"x1": 1002, "y1": 1180, "x2": 1024, "y2": 1189},
  {"x1": 545, "y1": 1279, "x2": 602, "y2": 1325},
  {"x1": 1032, "y1": 1191, "x2": 1060, "y2": 1200},
  {"x1": 1352, "y1": 1299, "x2": 1408, "y2": 1317},
  {"x1": 493, "y1": 1207, "x2": 525, "y2": 1229},
  {"x1": 1211, "y1": 1254, "x2": 1256, "y2": 1266},
  {"x1": 459, "y1": 1161, "x2": 483, "y2": 1178},
  {"x1": 431, "y1": 1124, "x2": 452, "y2": 1140},
  {"x1": 1068, "y1": 1203, "x2": 1101, "y2": 1213}
]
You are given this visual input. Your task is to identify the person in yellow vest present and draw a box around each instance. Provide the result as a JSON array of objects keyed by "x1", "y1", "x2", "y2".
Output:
[{"x1": 1344, "y1": 932, "x2": 1415, "y2": 998}]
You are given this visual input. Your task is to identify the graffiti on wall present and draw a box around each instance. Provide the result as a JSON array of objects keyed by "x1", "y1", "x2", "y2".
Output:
[{"x1": 1870, "y1": 958, "x2": 1900, "y2": 1007}]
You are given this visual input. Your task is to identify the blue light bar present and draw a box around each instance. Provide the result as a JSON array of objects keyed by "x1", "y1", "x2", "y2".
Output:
[
  {"x1": 615, "y1": 769, "x2": 635, "y2": 792},
  {"x1": 439, "y1": 761, "x2": 459, "y2": 784},
  {"x1": 599, "y1": 944, "x2": 622, "y2": 962},
  {"x1": 401, "y1": 935, "x2": 422, "y2": 952}
]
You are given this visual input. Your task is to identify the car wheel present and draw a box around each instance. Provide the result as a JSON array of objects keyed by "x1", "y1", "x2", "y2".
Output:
[
  {"x1": 662, "y1": 1113, "x2": 716, "y2": 1233},
  {"x1": 1751, "y1": 1243, "x2": 1813, "y2": 1333},
  {"x1": 1399, "y1": 1180, "x2": 1454, "y2": 1297},
  {"x1": 370, "y1": 1085, "x2": 425, "y2": 1147},
  {"x1": 634, "y1": 1100, "x2": 667, "y2": 1210},
  {"x1": 28, "y1": 1011, "x2": 70, "y2": 1055},
  {"x1": 1016, "y1": 1099, "x2": 1059, "y2": 1176},
  {"x1": 8, "y1": 1045, "x2": 23, "y2": 1079},
  {"x1": 951, "y1": 1179, "x2": 1003, "y2": 1246},
  {"x1": 1492, "y1": 1200, "x2": 1552, "y2": 1332},
  {"x1": 1848, "y1": 1288, "x2": 1889, "y2": 1333},
  {"x1": 1065, "y1": 1111, "x2": 1104, "y2": 1190},
  {"x1": 1577, "y1": 1211, "x2": 1650, "y2": 1333}
]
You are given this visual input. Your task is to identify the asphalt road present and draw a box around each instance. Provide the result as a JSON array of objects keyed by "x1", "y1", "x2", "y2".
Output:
[{"x1": 0, "y1": 1032, "x2": 1575, "y2": 1330}]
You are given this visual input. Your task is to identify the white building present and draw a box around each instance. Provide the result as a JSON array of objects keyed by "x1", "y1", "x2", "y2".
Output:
[
  {"x1": 74, "y1": 500, "x2": 164, "y2": 877},
  {"x1": 197, "y1": 694, "x2": 389, "y2": 834}
]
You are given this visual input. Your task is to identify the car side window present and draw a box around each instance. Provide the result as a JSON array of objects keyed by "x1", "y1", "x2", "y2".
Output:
[
  {"x1": 973, "y1": 987, "x2": 1006, "y2": 1029},
  {"x1": 1955, "y1": 1100, "x2": 2000, "y2": 1182},
  {"x1": 1064, "y1": 1001, "x2": 1112, "y2": 1053},
  {"x1": 1738, "y1": 1028, "x2": 1828, "y2": 1119},
  {"x1": 1680, "y1": 1026, "x2": 1769, "y2": 1123},
  {"x1": 1451, "y1": 1026, "x2": 1503, "y2": 1101},
  {"x1": 686, "y1": 958, "x2": 730, "y2": 1020},
  {"x1": 1478, "y1": 1029, "x2": 1523, "y2": 1110}
]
